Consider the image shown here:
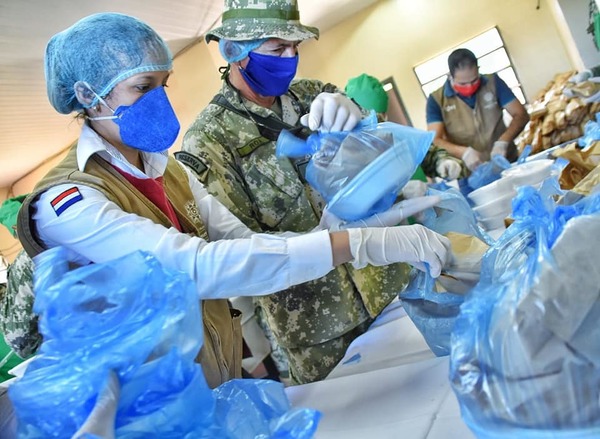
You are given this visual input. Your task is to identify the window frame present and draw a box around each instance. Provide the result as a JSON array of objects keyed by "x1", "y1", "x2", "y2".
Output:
[{"x1": 414, "y1": 27, "x2": 527, "y2": 104}]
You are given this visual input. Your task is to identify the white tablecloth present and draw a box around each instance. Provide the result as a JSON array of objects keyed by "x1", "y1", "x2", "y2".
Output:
[{"x1": 285, "y1": 299, "x2": 475, "y2": 439}]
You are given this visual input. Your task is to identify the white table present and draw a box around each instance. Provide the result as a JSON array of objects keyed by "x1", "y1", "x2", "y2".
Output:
[{"x1": 284, "y1": 299, "x2": 476, "y2": 439}]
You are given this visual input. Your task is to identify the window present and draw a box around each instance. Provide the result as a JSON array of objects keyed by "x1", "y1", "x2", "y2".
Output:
[{"x1": 414, "y1": 27, "x2": 526, "y2": 104}]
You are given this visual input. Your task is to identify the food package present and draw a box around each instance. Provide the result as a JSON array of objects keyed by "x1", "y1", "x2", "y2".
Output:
[
  {"x1": 516, "y1": 70, "x2": 598, "y2": 155},
  {"x1": 435, "y1": 232, "x2": 489, "y2": 295},
  {"x1": 553, "y1": 141, "x2": 600, "y2": 189},
  {"x1": 570, "y1": 164, "x2": 600, "y2": 195}
]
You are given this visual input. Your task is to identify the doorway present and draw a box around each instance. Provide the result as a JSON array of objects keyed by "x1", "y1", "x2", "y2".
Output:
[{"x1": 381, "y1": 76, "x2": 413, "y2": 126}]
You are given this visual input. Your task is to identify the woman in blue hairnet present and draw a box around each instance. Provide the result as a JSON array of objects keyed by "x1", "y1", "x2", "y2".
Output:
[{"x1": 15, "y1": 11, "x2": 450, "y2": 433}]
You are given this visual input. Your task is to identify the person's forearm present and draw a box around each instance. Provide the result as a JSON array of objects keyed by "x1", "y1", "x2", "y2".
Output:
[
  {"x1": 497, "y1": 112, "x2": 530, "y2": 143},
  {"x1": 329, "y1": 231, "x2": 352, "y2": 266},
  {"x1": 433, "y1": 138, "x2": 467, "y2": 160}
]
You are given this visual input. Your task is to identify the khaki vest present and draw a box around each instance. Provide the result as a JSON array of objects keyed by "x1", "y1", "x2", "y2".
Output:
[
  {"x1": 18, "y1": 145, "x2": 242, "y2": 388},
  {"x1": 432, "y1": 74, "x2": 515, "y2": 162}
]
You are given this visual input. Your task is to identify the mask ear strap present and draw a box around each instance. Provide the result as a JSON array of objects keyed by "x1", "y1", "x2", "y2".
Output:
[
  {"x1": 75, "y1": 81, "x2": 115, "y2": 111},
  {"x1": 76, "y1": 81, "x2": 118, "y2": 120}
]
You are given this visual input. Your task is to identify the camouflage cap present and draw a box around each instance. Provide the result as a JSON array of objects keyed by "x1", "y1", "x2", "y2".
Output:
[{"x1": 206, "y1": 0, "x2": 319, "y2": 43}]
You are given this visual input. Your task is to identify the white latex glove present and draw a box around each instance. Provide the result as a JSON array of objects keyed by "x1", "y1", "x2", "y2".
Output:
[
  {"x1": 402, "y1": 180, "x2": 428, "y2": 199},
  {"x1": 346, "y1": 225, "x2": 451, "y2": 277},
  {"x1": 461, "y1": 146, "x2": 483, "y2": 171},
  {"x1": 299, "y1": 92, "x2": 362, "y2": 132},
  {"x1": 436, "y1": 158, "x2": 462, "y2": 180},
  {"x1": 72, "y1": 372, "x2": 120, "y2": 439},
  {"x1": 490, "y1": 140, "x2": 509, "y2": 158},
  {"x1": 318, "y1": 196, "x2": 443, "y2": 231}
]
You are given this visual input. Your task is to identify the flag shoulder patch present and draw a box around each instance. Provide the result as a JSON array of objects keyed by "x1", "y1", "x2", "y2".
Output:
[{"x1": 51, "y1": 187, "x2": 83, "y2": 216}]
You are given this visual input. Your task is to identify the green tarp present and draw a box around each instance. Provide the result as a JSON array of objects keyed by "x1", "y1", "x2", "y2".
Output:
[{"x1": 0, "y1": 195, "x2": 27, "y2": 237}]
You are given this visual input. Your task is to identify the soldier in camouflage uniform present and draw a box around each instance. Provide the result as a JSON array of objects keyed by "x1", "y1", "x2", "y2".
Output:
[{"x1": 178, "y1": 0, "x2": 415, "y2": 384}]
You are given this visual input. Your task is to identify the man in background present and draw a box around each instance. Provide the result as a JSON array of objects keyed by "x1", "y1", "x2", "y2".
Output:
[
  {"x1": 426, "y1": 48, "x2": 529, "y2": 172},
  {"x1": 178, "y1": 0, "x2": 415, "y2": 384}
]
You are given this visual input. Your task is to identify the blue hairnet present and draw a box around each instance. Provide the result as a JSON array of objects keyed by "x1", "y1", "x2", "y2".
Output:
[
  {"x1": 45, "y1": 12, "x2": 173, "y2": 114},
  {"x1": 218, "y1": 39, "x2": 268, "y2": 63}
]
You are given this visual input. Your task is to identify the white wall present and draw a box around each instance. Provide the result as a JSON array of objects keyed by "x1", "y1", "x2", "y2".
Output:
[
  {"x1": 558, "y1": 0, "x2": 600, "y2": 69},
  {"x1": 296, "y1": 0, "x2": 574, "y2": 130}
]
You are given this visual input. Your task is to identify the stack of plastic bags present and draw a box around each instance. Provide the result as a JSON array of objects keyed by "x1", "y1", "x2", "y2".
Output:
[
  {"x1": 9, "y1": 247, "x2": 320, "y2": 438},
  {"x1": 450, "y1": 178, "x2": 600, "y2": 438}
]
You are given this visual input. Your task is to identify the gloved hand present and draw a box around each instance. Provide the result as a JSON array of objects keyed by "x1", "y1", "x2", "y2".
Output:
[
  {"x1": 461, "y1": 146, "x2": 483, "y2": 171},
  {"x1": 435, "y1": 158, "x2": 462, "y2": 180},
  {"x1": 402, "y1": 180, "x2": 428, "y2": 199},
  {"x1": 300, "y1": 92, "x2": 362, "y2": 132},
  {"x1": 346, "y1": 225, "x2": 451, "y2": 277},
  {"x1": 319, "y1": 196, "x2": 443, "y2": 231},
  {"x1": 490, "y1": 140, "x2": 509, "y2": 158},
  {"x1": 72, "y1": 372, "x2": 120, "y2": 439}
]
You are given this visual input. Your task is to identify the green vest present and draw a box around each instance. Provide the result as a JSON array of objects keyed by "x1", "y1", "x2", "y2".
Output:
[
  {"x1": 18, "y1": 145, "x2": 242, "y2": 388},
  {"x1": 432, "y1": 74, "x2": 515, "y2": 161}
]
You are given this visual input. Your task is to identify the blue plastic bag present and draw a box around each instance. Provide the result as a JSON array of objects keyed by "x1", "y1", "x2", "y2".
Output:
[
  {"x1": 213, "y1": 379, "x2": 321, "y2": 439},
  {"x1": 276, "y1": 111, "x2": 434, "y2": 221},
  {"x1": 399, "y1": 186, "x2": 492, "y2": 356},
  {"x1": 466, "y1": 154, "x2": 511, "y2": 191},
  {"x1": 578, "y1": 112, "x2": 600, "y2": 149},
  {"x1": 450, "y1": 185, "x2": 600, "y2": 438},
  {"x1": 10, "y1": 248, "x2": 321, "y2": 438},
  {"x1": 399, "y1": 270, "x2": 464, "y2": 356},
  {"x1": 461, "y1": 146, "x2": 532, "y2": 198}
]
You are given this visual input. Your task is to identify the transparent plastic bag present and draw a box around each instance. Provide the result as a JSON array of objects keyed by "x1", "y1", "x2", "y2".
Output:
[
  {"x1": 450, "y1": 185, "x2": 600, "y2": 438},
  {"x1": 419, "y1": 187, "x2": 493, "y2": 245},
  {"x1": 276, "y1": 111, "x2": 434, "y2": 221}
]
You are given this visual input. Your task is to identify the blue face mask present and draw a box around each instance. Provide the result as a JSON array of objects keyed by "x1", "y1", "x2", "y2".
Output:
[
  {"x1": 239, "y1": 52, "x2": 299, "y2": 97},
  {"x1": 89, "y1": 86, "x2": 180, "y2": 152}
]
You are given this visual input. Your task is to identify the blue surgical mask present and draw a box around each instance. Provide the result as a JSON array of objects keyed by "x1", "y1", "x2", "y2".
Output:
[
  {"x1": 239, "y1": 52, "x2": 299, "y2": 97},
  {"x1": 88, "y1": 86, "x2": 180, "y2": 152}
]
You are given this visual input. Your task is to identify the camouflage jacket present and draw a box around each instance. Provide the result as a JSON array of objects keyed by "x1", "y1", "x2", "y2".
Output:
[
  {"x1": 179, "y1": 77, "x2": 411, "y2": 349},
  {"x1": 0, "y1": 249, "x2": 39, "y2": 358}
]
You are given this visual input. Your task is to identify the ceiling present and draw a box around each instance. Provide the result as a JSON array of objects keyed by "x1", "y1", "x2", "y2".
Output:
[{"x1": 0, "y1": 0, "x2": 379, "y2": 190}]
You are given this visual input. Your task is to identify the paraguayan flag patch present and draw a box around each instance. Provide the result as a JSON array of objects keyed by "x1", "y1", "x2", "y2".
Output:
[{"x1": 51, "y1": 187, "x2": 83, "y2": 216}]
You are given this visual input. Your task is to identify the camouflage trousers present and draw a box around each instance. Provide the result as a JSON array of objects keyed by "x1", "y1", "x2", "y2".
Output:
[
  {"x1": 254, "y1": 303, "x2": 290, "y2": 378},
  {"x1": 286, "y1": 318, "x2": 373, "y2": 385}
]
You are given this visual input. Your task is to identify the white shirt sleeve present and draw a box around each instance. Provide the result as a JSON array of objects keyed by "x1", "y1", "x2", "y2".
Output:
[{"x1": 32, "y1": 183, "x2": 333, "y2": 300}]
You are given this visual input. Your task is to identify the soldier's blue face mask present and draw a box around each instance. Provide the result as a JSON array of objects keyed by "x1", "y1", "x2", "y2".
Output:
[
  {"x1": 239, "y1": 52, "x2": 299, "y2": 97},
  {"x1": 88, "y1": 86, "x2": 180, "y2": 152}
]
